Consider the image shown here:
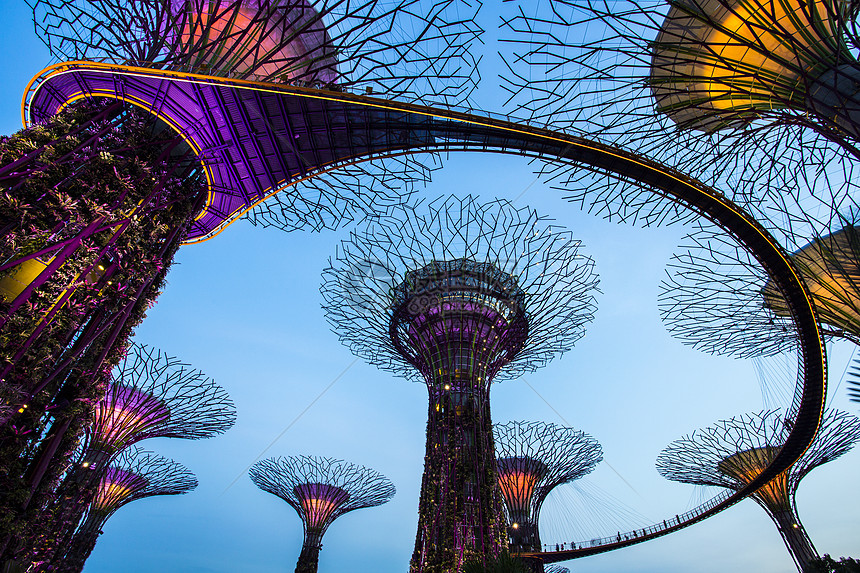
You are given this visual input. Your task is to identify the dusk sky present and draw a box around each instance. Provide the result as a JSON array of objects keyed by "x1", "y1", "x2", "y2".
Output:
[{"x1": 1, "y1": 1, "x2": 858, "y2": 572}]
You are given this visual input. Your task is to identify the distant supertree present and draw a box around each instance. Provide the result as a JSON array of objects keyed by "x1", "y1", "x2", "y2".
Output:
[
  {"x1": 78, "y1": 343, "x2": 236, "y2": 468},
  {"x1": 493, "y1": 421, "x2": 602, "y2": 561},
  {"x1": 250, "y1": 455, "x2": 395, "y2": 573},
  {"x1": 17, "y1": 343, "x2": 234, "y2": 567},
  {"x1": 56, "y1": 446, "x2": 197, "y2": 573},
  {"x1": 657, "y1": 409, "x2": 860, "y2": 572},
  {"x1": 495, "y1": 0, "x2": 860, "y2": 230},
  {"x1": 322, "y1": 195, "x2": 599, "y2": 573}
]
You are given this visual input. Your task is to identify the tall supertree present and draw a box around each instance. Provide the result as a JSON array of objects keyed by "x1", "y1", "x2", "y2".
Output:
[
  {"x1": 3, "y1": 2, "x2": 480, "y2": 563},
  {"x1": 56, "y1": 446, "x2": 197, "y2": 573},
  {"x1": 249, "y1": 455, "x2": 395, "y2": 573},
  {"x1": 322, "y1": 195, "x2": 599, "y2": 573},
  {"x1": 8, "y1": 343, "x2": 235, "y2": 568},
  {"x1": 493, "y1": 421, "x2": 602, "y2": 564},
  {"x1": 657, "y1": 409, "x2": 860, "y2": 572}
]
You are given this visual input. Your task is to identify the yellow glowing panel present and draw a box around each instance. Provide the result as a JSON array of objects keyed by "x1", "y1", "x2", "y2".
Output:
[
  {"x1": 301, "y1": 498, "x2": 340, "y2": 530},
  {"x1": 717, "y1": 446, "x2": 792, "y2": 510},
  {"x1": 0, "y1": 257, "x2": 49, "y2": 302},
  {"x1": 498, "y1": 471, "x2": 540, "y2": 513},
  {"x1": 92, "y1": 482, "x2": 134, "y2": 512}
]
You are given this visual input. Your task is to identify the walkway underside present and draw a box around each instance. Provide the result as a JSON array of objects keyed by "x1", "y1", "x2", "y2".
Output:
[{"x1": 23, "y1": 61, "x2": 827, "y2": 563}]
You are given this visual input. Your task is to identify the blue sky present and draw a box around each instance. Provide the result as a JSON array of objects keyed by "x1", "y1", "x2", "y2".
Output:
[{"x1": 1, "y1": 1, "x2": 858, "y2": 572}]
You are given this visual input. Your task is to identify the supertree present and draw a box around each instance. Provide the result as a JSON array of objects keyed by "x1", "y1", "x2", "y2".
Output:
[
  {"x1": 6, "y1": 343, "x2": 235, "y2": 567},
  {"x1": 657, "y1": 409, "x2": 860, "y2": 572},
  {"x1": 56, "y1": 446, "x2": 197, "y2": 573},
  {"x1": 249, "y1": 455, "x2": 396, "y2": 573},
  {"x1": 321, "y1": 195, "x2": 600, "y2": 573},
  {"x1": 493, "y1": 0, "x2": 860, "y2": 232},
  {"x1": 2, "y1": 1, "x2": 479, "y2": 562},
  {"x1": 493, "y1": 421, "x2": 602, "y2": 564}
]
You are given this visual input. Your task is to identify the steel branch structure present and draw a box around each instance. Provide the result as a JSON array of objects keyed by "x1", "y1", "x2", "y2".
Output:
[
  {"x1": 58, "y1": 446, "x2": 197, "y2": 573},
  {"x1": 657, "y1": 409, "x2": 860, "y2": 572},
  {"x1": 79, "y1": 343, "x2": 236, "y2": 469},
  {"x1": 250, "y1": 455, "x2": 395, "y2": 573},
  {"x1": 31, "y1": 0, "x2": 482, "y2": 104},
  {"x1": 660, "y1": 214, "x2": 860, "y2": 359},
  {"x1": 496, "y1": 0, "x2": 860, "y2": 230},
  {"x1": 322, "y1": 195, "x2": 599, "y2": 572},
  {"x1": 493, "y1": 421, "x2": 602, "y2": 564}
]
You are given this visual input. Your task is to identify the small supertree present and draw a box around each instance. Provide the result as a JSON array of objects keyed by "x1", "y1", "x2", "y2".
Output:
[
  {"x1": 249, "y1": 455, "x2": 395, "y2": 573},
  {"x1": 19, "y1": 343, "x2": 235, "y2": 567},
  {"x1": 56, "y1": 446, "x2": 197, "y2": 573},
  {"x1": 493, "y1": 421, "x2": 602, "y2": 561},
  {"x1": 322, "y1": 195, "x2": 599, "y2": 573},
  {"x1": 657, "y1": 409, "x2": 860, "y2": 572}
]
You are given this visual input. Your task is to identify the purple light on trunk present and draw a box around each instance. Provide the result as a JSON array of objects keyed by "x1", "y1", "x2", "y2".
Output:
[{"x1": 389, "y1": 260, "x2": 523, "y2": 572}]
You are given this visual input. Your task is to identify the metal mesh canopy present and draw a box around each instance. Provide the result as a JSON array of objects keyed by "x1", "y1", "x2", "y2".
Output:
[
  {"x1": 30, "y1": 0, "x2": 482, "y2": 105},
  {"x1": 86, "y1": 446, "x2": 197, "y2": 519},
  {"x1": 249, "y1": 455, "x2": 395, "y2": 531},
  {"x1": 494, "y1": 0, "x2": 860, "y2": 230},
  {"x1": 82, "y1": 343, "x2": 236, "y2": 456},
  {"x1": 494, "y1": 421, "x2": 602, "y2": 554},
  {"x1": 660, "y1": 216, "x2": 860, "y2": 358},
  {"x1": 321, "y1": 194, "x2": 600, "y2": 384},
  {"x1": 494, "y1": 421, "x2": 602, "y2": 526},
  {"x1": 656, "y1": 409, "x2": 860, "y2": 502}
]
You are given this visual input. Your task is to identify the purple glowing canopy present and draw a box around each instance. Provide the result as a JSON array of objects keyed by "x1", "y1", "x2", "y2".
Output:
[
  {"x1": 89, "y1": 384, "x2": 171, "y2": 453},
  {"x1": 293, "y1": 482, "x2": 350, "y2": 530},
  {"x1": 92, "y1": 467, "x2": 150, "y2": 513}
]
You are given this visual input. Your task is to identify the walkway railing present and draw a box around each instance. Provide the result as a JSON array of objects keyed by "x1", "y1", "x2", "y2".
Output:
[{"x1": 530, "y1": 489, "x2": 736, "y2": 560}]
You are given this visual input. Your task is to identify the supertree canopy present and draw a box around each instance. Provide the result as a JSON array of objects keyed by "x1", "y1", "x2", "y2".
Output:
[
  {"x1": 249, "y1": 455, "x2": 395, "y2": 573},
  {"x1": 57, "y1": 446, "x2": 197, "y2": 573},
  {"x1": 493, "y1": 0, "x2": 860, "y2": 232},
  {"x1": 322, "y1": 195, "x2": 599, "y2": 573},
  {"x1": 79, "y1": 343, "x2": 236, "y2": 468},
  {"x1": 659, "y1": 210, "x2": 860, "y2": 359},
  {"x1": 493, "y1": 421, "x2": 603, "y2": 558},
  {"x1": 32, "y1": 0, "x2": 481, "y2": 103},
  {"x1": 657, "y1": 409, "x2": 860, "y2": 572}
]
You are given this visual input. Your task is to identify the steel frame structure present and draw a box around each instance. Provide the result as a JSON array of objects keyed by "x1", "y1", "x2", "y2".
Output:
[
  {"x1": 10, "y1": 59, "x2": 832, "y2": 563},
  {"x1": 57, "y1": 447, "x2": 197, "y2": 573},
  {"x1": 660, "y1": 218, "x2": 860, "y2": 359},
  {"x1": 493, "y1": 421, "x2": 602, "y2": 563},
  {"x1": 657, "y1": 409, "x2": 860, "y2": 572},
  {"x1": 250, "y1": 455, "x2": 395, "y2": 573}
]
